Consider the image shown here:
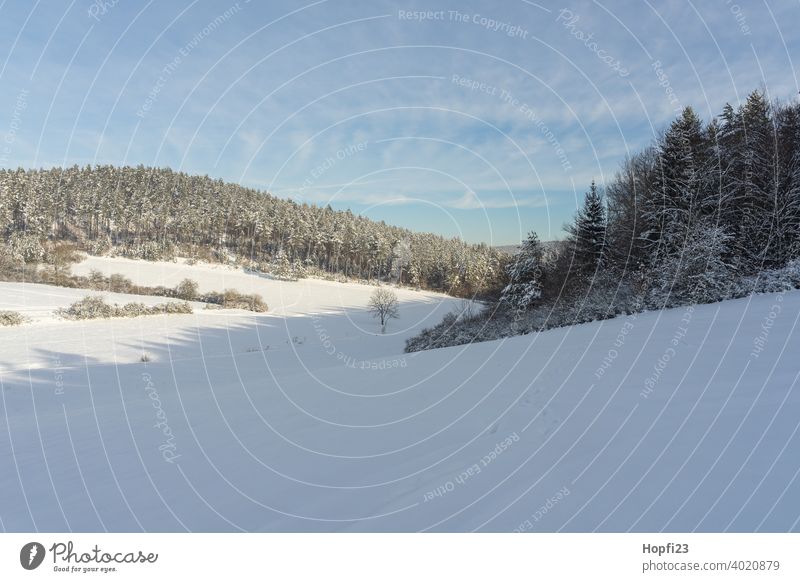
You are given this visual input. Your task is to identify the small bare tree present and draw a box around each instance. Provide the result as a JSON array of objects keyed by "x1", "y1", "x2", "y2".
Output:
[{"x1": 368, "y1": 288, "x2": 399, "y2": 333}]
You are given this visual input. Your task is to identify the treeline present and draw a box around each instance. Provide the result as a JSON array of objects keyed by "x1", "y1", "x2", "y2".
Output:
[
  {"x1": 0, "y1": 165, "x2": 507, "y2": 298},
  {"x1": 408, "y1": 90, "x2": 800, "y2": 351}
]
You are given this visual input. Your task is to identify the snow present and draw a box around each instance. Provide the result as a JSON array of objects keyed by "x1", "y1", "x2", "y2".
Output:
[
  {"x1": 1, "y1": 257, "x2": 799, "y2": 531},
  {"x1": 0, "y1": 282, "x2": 210, "y2": 325}
]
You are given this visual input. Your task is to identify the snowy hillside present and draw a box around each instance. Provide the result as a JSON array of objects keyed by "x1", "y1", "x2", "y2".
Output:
[{"x1": 1, "y1": 258, "x2": 798, "y2": 531}]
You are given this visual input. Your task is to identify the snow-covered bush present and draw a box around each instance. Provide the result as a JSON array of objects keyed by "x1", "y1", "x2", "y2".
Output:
[
  {"x1": 646, "y1": 222, "x2": 733, "y2": 309},
  {"x1": 175, "y1": 278, "x2": 199, "y2": 300},
  {"x1": 0, "y1": 310, "x2": 29, "y2": 326},
  {"x1": 200, "y1": 289, "x2": 268, "y2": 312},
  {"x1": 8, "y1": 233, "x2": 45, "y2": 264},
  {"x1": 406, "y1": 277, "x2": 640, "y2": 353},
  {"x1": 743, "y1": 260, "x2": 800, "y2": 294},
  {"x1": 56, "y1": 296, "x2": 193, "y2": 320},
  {"x1": 87, "y1": 269, "x2": 107, "y2": 289},
  {"x1": 56, "y1": 296, "x2": 117, "y2": 320},
  {"x1": 108, "y1": 273, "x2": 134, "y2": 293},
  {"x1": 155, "y1": 301, "x2": 193, "y2": 315}
]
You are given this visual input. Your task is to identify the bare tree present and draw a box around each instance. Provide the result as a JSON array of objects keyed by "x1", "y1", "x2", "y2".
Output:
[{"x1": 368, "y1": 288, "x2": 399, "y2": 333}]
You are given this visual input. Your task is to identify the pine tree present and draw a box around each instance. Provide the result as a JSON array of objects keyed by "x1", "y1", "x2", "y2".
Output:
[
  {"x1": 500, "y1": 231, "x2": 545, "y2": 310},
  {"x1": 647, "y1": 219, "x2": 732, "y2": 308},
  {"x1": 273, "y1": 250, "x2": 294, "y2": 281},
  {"x1": 566, "y1": 180, "x2": 607, "y2": 281},
  {"x1": 643, "y1": 107, "x2": 709, "y2": 262},
  {"x1": 774, "y1": 103, "x2": 800, "y2": 264},
  {"x1": 737, "y1": 91, "x2": 779, "y2": 270},
  {"x1": 606, "y1": 148, "x2": 658, "y2": 270}
]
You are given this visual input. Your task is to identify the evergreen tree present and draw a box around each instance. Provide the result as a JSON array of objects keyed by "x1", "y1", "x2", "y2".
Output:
[
  {"x1": 647, "y1": 219, "x2": 732, "y2": 308},
  {"x1": 643, "y1": 107, "x2": 709, "y2": 262},
  {"x1": 773, "y1": 103, "x2": 800, "y2": 264},
  {"x1": 500, "y1": 231, "x2": 545, "y2": 310},
  {"x1": 566, "y1": 180, "x2": 607, "y2": 280},
  {"x1": 0, "y1": 164, "x2": 505, "y2": 298},
  {"x1": 273, "y1": 249, "x2": 294, "y2": 281},
  {"x1": 738, "y1": 91, "x2": 779, "y2": 270},
  {"x1": 605, "y1": 148, "x2": 658, "y2": 270}
]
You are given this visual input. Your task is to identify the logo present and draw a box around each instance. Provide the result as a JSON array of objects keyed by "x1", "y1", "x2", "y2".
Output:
[{"x1": 20, "y1": 542, "x2": 46, "y2": 570}]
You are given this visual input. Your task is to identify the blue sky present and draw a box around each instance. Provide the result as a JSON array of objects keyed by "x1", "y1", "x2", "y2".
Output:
[{"x1": 0, "y1": 0, "x2": 798, "y2": 245}]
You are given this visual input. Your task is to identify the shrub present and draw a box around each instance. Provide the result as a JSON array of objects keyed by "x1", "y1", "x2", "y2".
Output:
[
  {"x1": 45, "y1": 242, "x2": 82, "y2": 273},
  {"x1": 405, "y1": 281, "x2": 640, "y2": 353},
  {"x1": 87, "y1": 269, "x2": 107, "y2": 289},
  {"x1": 152, "y1": 301, "x2": 193, "y2": 315},
  {"x1": 119, "y1": 302, "x2": 149, "y2": 317},
  {"x1": 200, "y1": 289, "x2": 268, "y2": 312},
  {"x1": 0, "y1": 310, "x2": 29, "y2": 326},
  {"x1": 56, "y1": 296, "x2": 193, "y2": 320},
  {"x1": 108, "y1": 273, "x2": 133, "y2": 293},
  {"x1": 175, "y1": 278, "x2": 199, "y2": 300},
  {"x1": 56, "y1": 296, "x2": 117, "y2": 320}
]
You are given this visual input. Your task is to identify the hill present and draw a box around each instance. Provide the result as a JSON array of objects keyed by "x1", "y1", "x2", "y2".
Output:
[
  {"x1": 1, "y1": 255, "x2": 797, "y2": 531},
  {"x1": 0, "y1": 165, "x2": 506, "y2": 298}
]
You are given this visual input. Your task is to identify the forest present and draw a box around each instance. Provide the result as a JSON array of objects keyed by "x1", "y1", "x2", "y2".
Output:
[
  {"x1": 2, "y1": 89, "x2": 799, "y2": 346},
  {"x1": 407, "y1": 90, "x2": 800, "y2": 351},
  {"x1": 0, "y1": 163, "x2": 507, "y2": 298}
]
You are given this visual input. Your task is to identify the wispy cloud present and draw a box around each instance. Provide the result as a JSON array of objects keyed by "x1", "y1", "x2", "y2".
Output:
[{"x1": 0, "y1": 0, "x2": 796, "y2": 243}]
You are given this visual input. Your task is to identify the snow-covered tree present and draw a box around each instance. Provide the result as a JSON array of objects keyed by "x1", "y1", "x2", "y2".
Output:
[
  {"x1": 273, "y1": 250, "x2": 294, "y2": 281},
  {"x1": 566, "y1": 180, "x2": 607, "y2": 281},
  {"x1": 368, "y1": 288, "x2": 399, "y2": 333},
  {"x1": 647, "y1": 220, "x2": 733, "y2": 308},
  {"x1": 500, "y1": 231, "x2": 545, "y2": 310}
]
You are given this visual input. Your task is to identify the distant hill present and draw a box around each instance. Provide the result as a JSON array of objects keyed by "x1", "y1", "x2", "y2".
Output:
[
  {"x1": 0, "y1": 165, "x2": 508, "y2": 298},
  {"x1": 494, "y1": 244, "x2": 520, "y2": 255}
]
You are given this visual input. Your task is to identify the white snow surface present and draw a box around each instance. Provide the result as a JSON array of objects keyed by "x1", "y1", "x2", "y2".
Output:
[{"x1": 1, "y1": 256, "x2": 799, "y2": 532}]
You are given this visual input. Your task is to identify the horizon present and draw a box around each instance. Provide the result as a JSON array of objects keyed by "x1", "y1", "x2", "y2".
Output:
[{"x1": 1, "y1": 1, "x2": 797, "y2": 246}]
